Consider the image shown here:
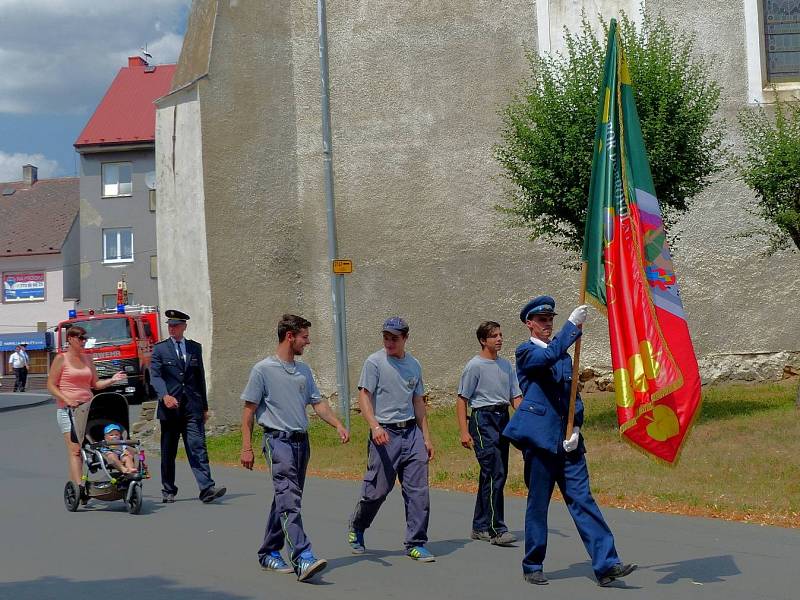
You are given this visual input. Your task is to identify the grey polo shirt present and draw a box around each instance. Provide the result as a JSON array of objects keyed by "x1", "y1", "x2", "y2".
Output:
[
  {"x1": 240, "y1": 356, "x2": 321, "y2": 432},
  {"x1": 358, "y1": 349, "x2": 424, "y2": 423},
  {"x1": 458, "y1": 355, "x2": 522, "y2": 409}
]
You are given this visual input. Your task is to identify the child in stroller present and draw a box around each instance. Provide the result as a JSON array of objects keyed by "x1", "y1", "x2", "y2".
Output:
[{"x1": 64, "y1": 392, "x2": 148, "y2": 514}]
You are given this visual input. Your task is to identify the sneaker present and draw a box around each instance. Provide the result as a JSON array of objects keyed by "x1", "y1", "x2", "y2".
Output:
[
  {"x1": 200, "y1": 486, "x2": 227, "y2": 503},
  {"x1": 406, "y1": 546, "x2": 436, "y2": 562},
  {"x1": 597, "y1": 563, "x2": 637, "y2": 587},
  {"x1": 523, "y1": 571, "x2": 549, "y2": 585},
  {"x1": 162, "y1": 493, "x2": 176, "y2": 503},
  {"x1": 490, "y1": 531, "x2": 516, "y2": 546},
  {"x1": 261, "y1": 552, "x2": 294, "y2": 574},
  {"x1": 347, "y1": 529, "x2": 365, "y2": 554},
  {"x1": 296, "y1": 555, "x2": 327, "y2": 582},
  {"x1": 470, "y1": 530, "x2": 492, "y2": 542}
]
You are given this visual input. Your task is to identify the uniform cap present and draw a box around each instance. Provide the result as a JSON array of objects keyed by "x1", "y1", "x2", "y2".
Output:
[
  {"x1": 520, "y1": 296, "x2": 557, "y2": 322},
  {"x1": 165, "y1": 309, "x2": 190, "y2": 325}
]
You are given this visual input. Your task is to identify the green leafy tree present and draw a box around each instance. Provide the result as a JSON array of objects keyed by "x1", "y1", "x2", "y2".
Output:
[
  {"x1": 736, "y1": 95, "x2": 800, "y2": 254},
  {"x1": 495, "y1": 12, "x2": 725, "y2": 255}
]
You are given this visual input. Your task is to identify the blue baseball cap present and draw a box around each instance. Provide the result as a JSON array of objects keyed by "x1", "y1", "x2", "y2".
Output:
[
  {"x1": 382, "y1": 316, "x2": 409, "y2": 335},
  {"x1": 103, "y1": 423, "x2": 122, "y2": 435},
  {"x1": 520, "y1": 296, "x2": 558, "y2": 322}
]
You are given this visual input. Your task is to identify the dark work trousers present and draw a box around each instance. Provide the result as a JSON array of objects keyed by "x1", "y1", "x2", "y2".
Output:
[
  {"x1": 350, "y1": 424, "x2": 430, "y2": 548},
  {"x1": 469, "y1": 405, "x2": 510, "y2": 536},
  {"x1": 160, "y1": 417, "x2": 215, "y2": 497},
  {"x1": 258, "y1": 431, "x2": 312, "y2": 568},
  {"x1": 13, "y1": 367, "x2": 27, "y2": 392},
  {"x1": 522, "y1": 447, "x2": 619, "y2": 577}
]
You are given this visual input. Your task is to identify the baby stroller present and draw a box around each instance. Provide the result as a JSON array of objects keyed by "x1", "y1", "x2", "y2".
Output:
[{"x1": 63, "y1": 392, "x2": 149, "y2": 514}]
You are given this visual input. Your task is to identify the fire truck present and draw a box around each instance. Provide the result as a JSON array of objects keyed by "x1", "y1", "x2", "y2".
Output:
[{"x1": 56, "y1": 305, "x2": 161, "y2": 404}]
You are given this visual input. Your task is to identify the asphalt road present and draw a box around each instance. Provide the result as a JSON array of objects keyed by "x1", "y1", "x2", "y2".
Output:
[{"x1": 1, "y1": 402, "x2": 797, "y2": 600}]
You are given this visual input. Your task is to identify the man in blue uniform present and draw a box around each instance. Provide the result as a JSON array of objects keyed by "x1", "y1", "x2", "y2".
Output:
[
  {"x1": 347, "y1": 317, "x2": 436, "y2": 563},
  {"x1": 457, "y1": 321, "x2": 522, "y2": 546},
  {"x1": 504, "y1": 296, "x2": 636, "y2": 586},
  {"x1": 240, "y1": 314, "x2": 349, "y2": 582},
  {"x1": 151, "y1": 309, "x2": 226, "y2": 504}
]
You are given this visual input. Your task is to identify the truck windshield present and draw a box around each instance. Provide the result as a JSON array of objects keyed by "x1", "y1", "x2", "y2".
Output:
[{"x1": 61, "y1": 319, "x2": 132, "y2": 349}]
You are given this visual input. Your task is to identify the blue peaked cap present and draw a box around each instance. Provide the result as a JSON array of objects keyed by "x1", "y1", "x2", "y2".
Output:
[{"x1": 519, "y1": 295, "x2": 557, "y2": 322}]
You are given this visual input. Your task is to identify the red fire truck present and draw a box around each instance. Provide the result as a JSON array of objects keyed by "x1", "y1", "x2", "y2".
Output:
[{"x1": 56, "y1": 305, "x2": 161, "y2": 404}]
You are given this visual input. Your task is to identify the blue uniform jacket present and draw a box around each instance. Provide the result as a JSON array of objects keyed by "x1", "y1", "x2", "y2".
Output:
[
  {"x1": 503, "y1": 321, "x2": 585, "y2": 454},
  {"x1": 150, "y1": 338, "x2": 208, "y2": 421}
]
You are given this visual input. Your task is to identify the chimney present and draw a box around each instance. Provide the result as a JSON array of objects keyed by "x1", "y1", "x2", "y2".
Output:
[
  {"x1": 128, "y1": 56, "x2": 148, "y2": 68},
  {"x1": 22, "y1": 164, "x2": 38, "y2": 187}
]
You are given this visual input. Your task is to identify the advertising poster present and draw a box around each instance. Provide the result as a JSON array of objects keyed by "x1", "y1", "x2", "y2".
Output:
[{"x1": 3, "y1": 272, "x2": 45, "y2": 302}]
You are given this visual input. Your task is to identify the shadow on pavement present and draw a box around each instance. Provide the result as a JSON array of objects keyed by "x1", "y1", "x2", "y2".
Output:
[
  {"x1": 0, "y1": 576, "x2": 250, "y2": 600},
  {"x1": 648, "y1": 554, "x2": 740, "y2": 584}
]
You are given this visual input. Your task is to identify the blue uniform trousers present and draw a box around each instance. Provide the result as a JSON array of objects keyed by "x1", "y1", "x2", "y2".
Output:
[
  {"x1": 160, "y1": 416, "x2": 215, "y2": 496},
  {"x1": 258, "y1": 431, "x2": 312, "y2": 568},
  {"x1": 350, "y1": 424, "x2": 430, "y2": 548},
  {"x1": 522, "y1": 447, "x2": 619, "y2": 578},
  {"x1": 469, "y1": 406, "x2": 510, "y2": 536}
]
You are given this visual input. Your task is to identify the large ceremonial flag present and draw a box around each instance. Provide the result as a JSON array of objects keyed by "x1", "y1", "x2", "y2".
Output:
[{"x1": 582, "y1": 20, "x2": 701, "y2": 464}]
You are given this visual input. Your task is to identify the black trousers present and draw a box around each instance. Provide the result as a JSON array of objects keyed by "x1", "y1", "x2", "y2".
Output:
[
  {"x1": 469, "y1": 406, "x2": 510, "y2": 536},
  {"x1": 160, "y1": 417, "x2": 215, "y2": 497},
  {"x1": 13, "y1": 367, "x2": 28, "y2": 392}
]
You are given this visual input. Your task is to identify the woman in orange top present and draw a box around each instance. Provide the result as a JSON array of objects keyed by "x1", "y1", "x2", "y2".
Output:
[{"x1": 48, "y1": 326, "x2": 127, "y2": 486}]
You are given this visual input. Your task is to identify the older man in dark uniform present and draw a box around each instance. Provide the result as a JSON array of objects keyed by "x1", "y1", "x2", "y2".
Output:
[
  {"x1": 151, "y1": 309, "x2": 225, "y2": 504},
  {"x1": 504, "y1": 296, "x2": 636, "y2": 586}
]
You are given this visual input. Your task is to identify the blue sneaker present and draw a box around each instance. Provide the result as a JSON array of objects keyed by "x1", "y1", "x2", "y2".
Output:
[
  {"x1": 260, "y1": 552, "x2": 293, "y2": 574},
  {"x1": 406, "y1": 546, "x2": 436, "y2": 562},
  {"x1": 296, "y1": 554, "x2": 327, "y2": 582},
  {"x1": 348, "y1": 529, "x2": 365, "y2": 554}
]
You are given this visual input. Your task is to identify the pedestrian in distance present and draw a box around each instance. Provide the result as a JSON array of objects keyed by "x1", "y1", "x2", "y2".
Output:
[
  {"x1": 151, "y1": 309, "x2": 226, "y2": 504},
  {"x1": 503, "y1": 296, "x2": 637, "y2": 586},
  {"x1": 9, "y1": 343, "x2": 30, "y2": 392},
  {"x1": 240, "y1": 314, "x2": 349, "y2": 583},
  {"x1": 348, "y1": 317, "x2": 436, "y2": 563},
  {"x1": 456, "y1": 321, "x2": 522, "y2": 547}
]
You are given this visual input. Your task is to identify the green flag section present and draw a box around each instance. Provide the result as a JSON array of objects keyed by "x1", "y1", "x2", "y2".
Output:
[{"x1": 582, "y1": 20, "x2": 701, "y2": 464}]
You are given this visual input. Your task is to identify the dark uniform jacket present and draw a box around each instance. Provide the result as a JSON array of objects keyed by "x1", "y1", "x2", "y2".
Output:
[
  {"x1": 150, "y1": 338, "x2": 208, "y2": 421},
  {"x1": 503, "y1": 321, "x2": 585, "y2": 454}
]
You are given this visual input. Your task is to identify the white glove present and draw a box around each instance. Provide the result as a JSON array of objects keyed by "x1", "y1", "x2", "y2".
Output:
[
  {"x1": 568, "y1": 305, "x2": 590, "y2": 326},
  {"x1": 562, "y1": 427, "x2": 580, "y2": 452}
]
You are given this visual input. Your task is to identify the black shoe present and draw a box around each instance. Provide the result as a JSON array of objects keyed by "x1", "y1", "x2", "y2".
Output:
[
  {"x1": 162, "y1": 493, "x2": 176, "y2": 503},
  {"x1": 523, "y1": 571, "x2": 549, "y2": 585},
  {"x1": 201, "y1": 486, "x2": 227, "y2": 503},
  {"x1": 597, "y1": 563, "x2": 637, "y2": 587}
]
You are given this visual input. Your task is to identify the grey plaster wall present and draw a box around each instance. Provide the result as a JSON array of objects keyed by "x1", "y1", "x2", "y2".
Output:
[
  {"x1": 61, "y1": 216, "x2": 80, "y2": 300},
  {"x1": 78, "y1": 149, "x2": 159, "y2": 310},
  {"x1": 158, "y1": 0, "x2": 800, "y2": 423}
]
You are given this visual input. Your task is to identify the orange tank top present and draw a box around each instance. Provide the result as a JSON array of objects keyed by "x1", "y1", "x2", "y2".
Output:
[{"x1": 57, "y1": 358, "x2": 94, "y2": 408}]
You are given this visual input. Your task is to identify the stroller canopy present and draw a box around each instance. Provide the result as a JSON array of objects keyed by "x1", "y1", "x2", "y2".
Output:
[{"x1": 71, "y1": 392, "x2": 131, "y2": 444}]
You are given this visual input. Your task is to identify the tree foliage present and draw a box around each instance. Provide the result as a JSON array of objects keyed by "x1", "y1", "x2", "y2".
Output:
[
  {"x1": 494, "y1": 12, "x2": 725, "y2": 255},
  {"x1": 736, "y1": 95, "x2": 800, "y2": 253}
]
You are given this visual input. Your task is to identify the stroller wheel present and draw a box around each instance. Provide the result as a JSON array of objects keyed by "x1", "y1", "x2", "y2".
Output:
[
  {"x1": 64, "y1": 481, "x2": 80, "y2": 512},
  {"x1": 126, "y1": 481, "x2": 143, "y2": 514}
]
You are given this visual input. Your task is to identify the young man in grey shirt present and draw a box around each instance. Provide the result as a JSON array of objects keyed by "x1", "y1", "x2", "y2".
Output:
[
  {"x1": 457, "y1": 321, "x2": 522, "y2": 546},
  {"x1": 240, "y1": 314, "x2": 349, "y2": 582},
  {"x1": 348, "y1": 317, "x2": 436, "y2": 562}
]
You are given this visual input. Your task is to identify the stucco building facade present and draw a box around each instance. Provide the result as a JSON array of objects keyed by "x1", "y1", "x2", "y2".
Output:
[{"x1": 155, "y1": 0, "x2": 800, "y2": 424}]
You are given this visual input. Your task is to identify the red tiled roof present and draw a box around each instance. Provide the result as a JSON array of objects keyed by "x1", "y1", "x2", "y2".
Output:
[
  {"x1": 74, "y1": 58, "x2": 176, "y2": 148},
  {"x1": 0, "y1": 178, "x2": 79, "y2": 256}
]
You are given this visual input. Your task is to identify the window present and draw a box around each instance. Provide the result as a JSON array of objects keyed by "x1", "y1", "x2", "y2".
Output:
[
  {"x1": 150, "y1": 255, "x2": 158, "y2": 278},
  {"x1": 103, "y1": 228, "x2": 134, "y2": 263},
  {"x1": 102, "y1": 162, "x2": 132, "y2": 197},
  {"x1": 62, "y1": 317, "x2": 132, "y2": 347},
  {"x1": 101, "y1": 294, "x2": 135, "y2": 310},
  {"x1": 764, "y1": 0, "x2": 800, "y2": 82}
]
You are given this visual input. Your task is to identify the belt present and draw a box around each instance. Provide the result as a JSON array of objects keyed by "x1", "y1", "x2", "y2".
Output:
[
  {"x1": 263, "y1": 427, "x2": 308, "y2": 441},
  {"x1": 378, "y1": 419, "x2": 416, "y2": 429},
  {"x1": 471, "y1": 404, "x2": 510, "y2": 415}
]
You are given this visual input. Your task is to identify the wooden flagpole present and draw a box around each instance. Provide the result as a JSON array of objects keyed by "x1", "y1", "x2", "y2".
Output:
[{"x1": 566, "y1": 262, "x2": 588, "y2": 437}]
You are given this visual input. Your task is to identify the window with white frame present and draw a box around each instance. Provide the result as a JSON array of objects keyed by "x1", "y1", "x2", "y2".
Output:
[
  {"x1": 103, "y1": 228, "x2": 134, "y2": 263},
  {"x1": 101, "y1": 162, "x2": 132, "y2": 197},
  {"x1": 763, "y1": 0, "x2": 800, "y2": 82}
]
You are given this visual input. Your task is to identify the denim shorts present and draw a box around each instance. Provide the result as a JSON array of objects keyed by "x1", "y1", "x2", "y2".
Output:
[{"x1": 56, "y1": 407, "x2": 73, "y2": 434}]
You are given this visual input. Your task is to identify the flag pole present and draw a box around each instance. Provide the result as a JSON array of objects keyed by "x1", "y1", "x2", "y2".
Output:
[{"x1": 566, "y1": 262, "x2": 588, "y2": 437}]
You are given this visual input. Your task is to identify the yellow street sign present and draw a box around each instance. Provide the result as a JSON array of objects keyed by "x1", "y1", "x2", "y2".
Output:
[{"x1": 332, "y1": 259, "x2": 353, "y2": 274}]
